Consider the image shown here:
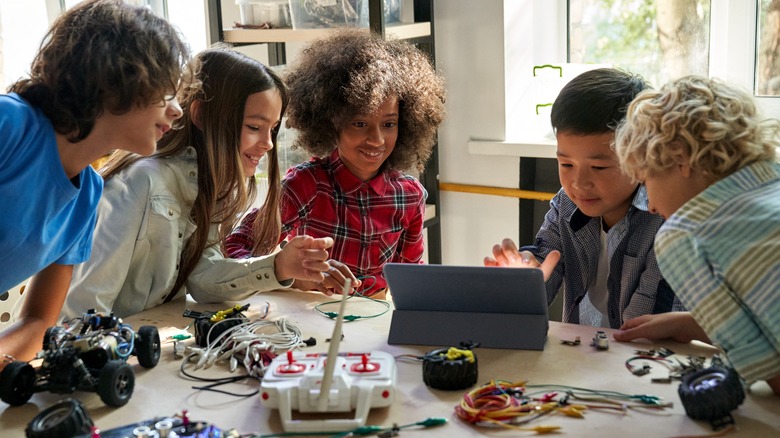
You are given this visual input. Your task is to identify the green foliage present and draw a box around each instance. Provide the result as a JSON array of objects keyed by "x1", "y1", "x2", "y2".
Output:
[{"x1": 573, "y1": 0, "x2": 710, "y2": 86}]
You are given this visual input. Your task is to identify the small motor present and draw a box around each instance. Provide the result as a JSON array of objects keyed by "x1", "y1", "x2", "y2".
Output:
[{"x1": 183, "y1": 304, "x2": 249, "y2": 347}]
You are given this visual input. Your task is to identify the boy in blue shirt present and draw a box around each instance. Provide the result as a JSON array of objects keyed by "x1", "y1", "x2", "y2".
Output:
[
  {"x1": 613, "y1": 75, "x2": 780, "y2": 396},
  {"x1": 0, "y1": 0, "x2": 189, "y2": 365},
  {"x1": 485, "y1": 68, "x2": 684, "y2": 328}
]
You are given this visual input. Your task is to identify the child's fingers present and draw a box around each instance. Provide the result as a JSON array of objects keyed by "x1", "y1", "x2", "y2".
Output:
[
  {"x1": 484, "y1": 257, "x2": 500, "y2": 267},
  {"x1": 491, "y1": 244, "x2": 511, "y2": 266}
]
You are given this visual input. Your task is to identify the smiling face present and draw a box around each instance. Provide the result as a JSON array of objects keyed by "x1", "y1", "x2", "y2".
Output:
[
  {"x1": 238, "y1": 88, "x2": 283, "y2": 178},
  {"x1": 337, "y1": 96, "x2": 399, "y2": 182},
  {"x1": 556, "y1": 131, "x2": 639, "y2": 229},
  {"x1": 102, "y1": 95, "x2": 183, "y2": 156}
]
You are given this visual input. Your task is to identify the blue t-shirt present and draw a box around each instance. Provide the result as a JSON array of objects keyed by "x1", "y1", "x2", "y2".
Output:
[{"x1": 0, "y1": 93, "x2": 103, "y2": 291}]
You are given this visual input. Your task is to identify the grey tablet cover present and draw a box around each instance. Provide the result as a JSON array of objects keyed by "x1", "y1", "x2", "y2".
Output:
[{"x1": 384, "y1": 263, "x2": 549, "y2": 350}]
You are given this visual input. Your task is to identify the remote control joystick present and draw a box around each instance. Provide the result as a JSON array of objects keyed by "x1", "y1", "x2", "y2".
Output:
[
  {"x1": 276, "y1": 351, "x2": 306, "y2": 375},
  {"x1": 350, "y1": 354, "x2": 380, "y2": 374}
]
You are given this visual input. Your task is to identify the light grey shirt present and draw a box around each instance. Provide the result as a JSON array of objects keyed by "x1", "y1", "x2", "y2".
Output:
[{"x1": 63, "y1": 147, "x2": 290, "y2": 318}]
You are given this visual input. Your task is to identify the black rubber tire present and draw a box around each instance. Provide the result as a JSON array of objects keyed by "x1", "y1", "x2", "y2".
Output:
[
  {"x1": 97, "y1": 360, "x2": 135, "y2": 407},
  {"x1": 422, "y1": 348, "x2": 479, "y2": 390},
  {"x1": 135, "y1": 326, "x2": 161, "y2": 368},
  {"x1": 0, "y1": 361, "x2": 36, "y2": 406},
  {"x1": 678, "y1": 366, "x2": 745, "y2": 421},
  {"x1": 25, "y1": 398, "x2": 94, "y2": 438}
]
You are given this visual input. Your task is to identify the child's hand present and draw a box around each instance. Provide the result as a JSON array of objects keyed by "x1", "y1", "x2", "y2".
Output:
[
  {"x1": 614, "y1": 312, "x2": 710, "y2": 344},
  {"x1": 293, "y1": 260, "x2": 361, "y2": 296},
  {"x1": 483, "y1": 238, "x2": 560, "y2": 281},
  {"x1": 274, "y1": 235, "x2": 333, "y2": 283}
]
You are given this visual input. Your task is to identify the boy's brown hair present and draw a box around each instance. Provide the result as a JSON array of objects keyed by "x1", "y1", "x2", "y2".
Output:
[{"x1": 9, "y1": 0, "x2": 190, "y2": 143}]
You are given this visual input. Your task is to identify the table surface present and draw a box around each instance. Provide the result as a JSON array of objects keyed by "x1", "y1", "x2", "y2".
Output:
[{"x1": 1, "y1": 290, "x2": 778, "y2": 437}]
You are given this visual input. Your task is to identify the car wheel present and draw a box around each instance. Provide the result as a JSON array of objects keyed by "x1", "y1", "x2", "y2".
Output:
[
  {"x1": 422, "y1": 347, "x2": 479, "y2": 390},
  {"x1": 135, "y1": 326, "x2": 161, "y2": 368},
  {"x1": 97, "y1": 360, "x2": 135, "y2": 407},
  {"x1": 25, "y1": 398, "x2": 94, "y2": 438},
  {"x1": 678, "y1": 366, "x2": 745, "y2": 426},
  {"x1": 0, "y1": 361, "x2": 36, "y2": 406}
]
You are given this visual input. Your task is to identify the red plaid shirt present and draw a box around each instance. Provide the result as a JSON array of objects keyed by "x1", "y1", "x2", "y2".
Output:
[{"x1": 225, "y1": 150, "x2": 426, "y2": 295}]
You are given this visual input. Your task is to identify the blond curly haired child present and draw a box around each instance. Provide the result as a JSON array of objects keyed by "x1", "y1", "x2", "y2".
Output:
[{"x1": 614, "y1": 75, "x2": 780, "y2": 396}]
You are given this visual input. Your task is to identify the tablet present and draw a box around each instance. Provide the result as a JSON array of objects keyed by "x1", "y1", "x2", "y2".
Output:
[{"x1": 383, "y1": 263, "x2": 549, "y2": 350}]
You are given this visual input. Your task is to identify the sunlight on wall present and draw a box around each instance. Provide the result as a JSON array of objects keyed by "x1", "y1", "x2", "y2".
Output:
[{"x1": 0, "y1": 0, "x2": 49, "y2": 92}]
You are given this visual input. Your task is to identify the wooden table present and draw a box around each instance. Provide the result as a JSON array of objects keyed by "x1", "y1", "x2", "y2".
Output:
[{"x1": 1, "y1": 290, "x2": 778, "y2": 437}]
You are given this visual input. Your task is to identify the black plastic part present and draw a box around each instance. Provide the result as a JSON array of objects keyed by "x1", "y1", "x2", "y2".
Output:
[
  {"x1": 422, "y1": 348, "x2": 478, "y2": 391},
  {"x1": 135, "y1": 326, "x2": 161, "y2": 368},
  {"x1": 678, "y1": 366, "x2": 745, "y2": 428},
  {"x1": 0, "y1": 361, "x2": 36, "y2": 406},
  {"x1": 26, "y1": 398, "x2": 94, "y2": 438},
  {"x1": 192, "y1": 315, "x2": 245, "y2": 347},
  {"x1": 97, "y1": 360, "x2": 135, "y2": 407}
]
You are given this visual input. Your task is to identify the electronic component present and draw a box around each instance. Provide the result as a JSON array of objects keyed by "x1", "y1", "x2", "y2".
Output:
[
  {"x1": 561, "y1": 336, "x2": 581, "y2": 346},
  {"x1": 183, "y1": 303, "x2": 249, "y2": 347},
  {"x1": 422, "y1": 346, "x2": 478, "y2": 390},
  {"x1": 0, "y1": 310, "x2": 160, "y2": 407},
  {"x1": 591, "y1": 331, "x2": 609, "y2": 350},
  {"x1": 259, "y1": 281, "x2": 398, "y2": 433},
  {"x1": 260, "y1": 349, "x2": 397, "y2": 433},
  {"x1": 26, "y1": 399, "x2": 236, "y2": 438},
  {"x1": 678, "y1": 366, "x2": 745, "y2": 431}
]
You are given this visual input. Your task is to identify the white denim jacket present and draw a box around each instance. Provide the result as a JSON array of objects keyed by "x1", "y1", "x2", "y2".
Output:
[{"x1": 63, "y1": 147, "x2": 290, "y2": 318}]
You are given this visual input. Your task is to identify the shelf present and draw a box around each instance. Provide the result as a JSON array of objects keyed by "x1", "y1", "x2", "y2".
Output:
[
  {"x1": 223, "y1": 22, "x2": 431, "y2": 44},
  {"x1": 467, "y1": 139, "x2": 557, "y2": 158},
  {"x1": 424, "y1": 204, "x2": 436, "y2": 222}
]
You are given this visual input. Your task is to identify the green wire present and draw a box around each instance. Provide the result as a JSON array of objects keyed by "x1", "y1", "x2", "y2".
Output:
[
  {"x1": 314, "y1": 276, "x2": 390, "y2": 322},
  {"x1": 524, "y1": 384, "x2": 663, "y2": 405},
  {"x1": 254, "y1": 417, "x2": 448, "y2": 438}
]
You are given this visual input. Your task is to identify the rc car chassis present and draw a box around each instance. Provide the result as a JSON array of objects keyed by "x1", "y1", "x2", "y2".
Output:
[{"x1": 0, "y1": 310, "x2": 160, "y2": 407}]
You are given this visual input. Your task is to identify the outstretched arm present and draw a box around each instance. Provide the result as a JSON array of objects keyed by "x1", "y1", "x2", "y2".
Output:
[
  {"x1": 0, "y1": 263, "x2": 72, "y2": 366},
  {"x1": 614, "y1": 312, "x2": 711, "y2": 344}
]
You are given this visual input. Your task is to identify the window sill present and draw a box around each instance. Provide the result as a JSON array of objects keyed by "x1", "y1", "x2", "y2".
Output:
[{"x1": 467, "y1": 139, "x2": 556, "y2": 158}]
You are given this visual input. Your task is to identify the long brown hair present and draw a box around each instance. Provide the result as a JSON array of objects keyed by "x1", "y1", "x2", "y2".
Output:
[{"x1": 100, "y1": 45, "x2": 288, "y2": 298}]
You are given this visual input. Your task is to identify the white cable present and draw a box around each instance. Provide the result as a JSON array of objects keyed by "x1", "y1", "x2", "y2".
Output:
[{"x1": 184, "y1": 316, "x2": 304, "y2": 377}]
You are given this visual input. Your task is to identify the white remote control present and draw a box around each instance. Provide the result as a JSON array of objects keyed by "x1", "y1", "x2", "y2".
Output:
[
  {"x1": 259, "y1": 282, "x2": 397, "y2": 433},
  {"x1": 260, "y1": 350, "x2": 396, "y2": 432}
]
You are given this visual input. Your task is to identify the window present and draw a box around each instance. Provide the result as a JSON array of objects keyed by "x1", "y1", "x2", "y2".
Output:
[
  {"x1": 0, "y1": 0, "x2": 49, "y2": 92},
  {"x1": 757, "y1": 0, "x2": 780, "y2": 96},
  {"x1": 569, "y1": 0, "x2": 711, "y2": 88},
  {"x1": 0, "y1": 0, "x2": 207, "y2": 93}
]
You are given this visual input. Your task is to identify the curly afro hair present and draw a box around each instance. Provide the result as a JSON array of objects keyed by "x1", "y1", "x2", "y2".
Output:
[{"x1": 284, "y1": 28, "x2": 446, "y2": 174}]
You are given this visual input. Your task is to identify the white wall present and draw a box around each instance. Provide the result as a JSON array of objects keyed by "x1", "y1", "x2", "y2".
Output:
[
  {"x1": 435, "y1": 0, "x2": 550, "y2": 266},
  {"x1": 435, "y1": 1, "x2": 513, "y2": 266}
]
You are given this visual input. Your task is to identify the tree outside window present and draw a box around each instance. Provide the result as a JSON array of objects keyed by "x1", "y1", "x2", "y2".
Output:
[
  {"x1": 757, "y1": 0, "x2": 780, "y2": 96},
  {"x1": 569, "y1": 0, "x2": 710, "y2": 88}
]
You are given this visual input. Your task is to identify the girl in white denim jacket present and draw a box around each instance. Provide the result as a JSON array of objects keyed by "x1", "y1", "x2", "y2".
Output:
[{"x1": 63, "y1": 47, "x2": 341, "y2": 318}]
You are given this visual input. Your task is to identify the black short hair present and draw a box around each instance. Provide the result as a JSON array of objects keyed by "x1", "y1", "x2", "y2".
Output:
[{"x1": 551, "y1": 68, "x2": 650, "y2": 136}]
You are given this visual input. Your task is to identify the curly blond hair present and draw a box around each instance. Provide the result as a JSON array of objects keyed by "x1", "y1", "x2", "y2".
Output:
[
  {"x1": 615, "y1": 75, "x2": 780, "y2": 182},
  {"x1": 284, "y1": 28, "x2": 446, "y2": 174}
]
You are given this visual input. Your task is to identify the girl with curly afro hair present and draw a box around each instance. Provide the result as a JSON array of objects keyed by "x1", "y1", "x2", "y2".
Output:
[{"x1": 226, "y1": 28, "x2": 446, "y2": 298}]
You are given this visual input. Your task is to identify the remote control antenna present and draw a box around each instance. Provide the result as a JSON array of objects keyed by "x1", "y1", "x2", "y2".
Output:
[{"x1": 317, "y1": 279, "x2": 351, "y2": 410}]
